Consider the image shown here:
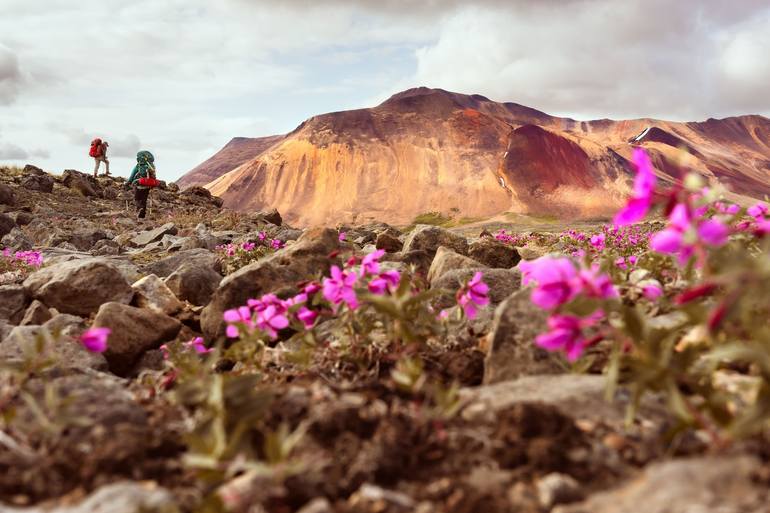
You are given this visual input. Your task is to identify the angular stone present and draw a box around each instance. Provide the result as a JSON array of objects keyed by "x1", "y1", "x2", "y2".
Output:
[
  {"x1": 201, "y1": 227, "x2": 340, "y2": 340},
  {"x1": 1, "y1": 227, "x2": 33, "y2": 251},
  {"x1": 92, "y1": 238, "x2": 120, "y2": 256},
  {"x1": 402, "y1": 224, "x2": 469, "y2": 256},
  {"x1": 132, "y1": 274, "x2": 184, "y2": 315},
  {"x1": 0, "y1": 212, "x2": 15, "y2": 238},
  {"x1": 427, "y1": 246, "x2": 485, "y2": 284},
  {"x1": 259, "y1": 208, "x2": 283, "y2": 226},
  {"x1": 23, "y1": 258, "x2": 133, "y2": 316},
  {"x1": 483, "y1": 289, "x2": 561, "y2": 384},
  {"x1": 0, "y1": 182, "x2": 16, "y2": 205},
  {"x1": 93, "y1": 302, "x2": 182, "y2": 375},
  {"x1": 375, "y1": 229, "x2": 403, "y2": 253},
  {"x1": 21, "y1": 173, "x2": 54, "y2": 193},
  {"x1": 554, "y1": 456, "x2": 764, "y2": 513},
  {"x1": 20, "y1": 299, "x2": 52, "y2": 326},
  {"x1": 0, "y1": 284, "x2": 28, "y2": 323},
  {"x1": 164, "y1": 263, "x2": 222, "y2": 306},
  {"x1": 13, "y1": 211, "x2": 34, "y2": 226},
  {"x1": 131, "y1": 222, "x2": 178, "y2": 246},
  {"x1": 142, "y1": 248, "x2": 220, "y2": 277},
  {"x1": 468, "y1": 238, "x2": 521, "y2": 268},
  {"x1": 62, "y1": 169, "x2": 102, "y2": 197}
]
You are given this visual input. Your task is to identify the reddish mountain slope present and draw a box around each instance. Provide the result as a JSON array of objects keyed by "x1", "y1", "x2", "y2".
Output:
[
  {"x1": 191, "y1": 87, "x2": 770, "y2": 226},
  {"x1": 177, "y1": 135, "x2": 283, "y2": 188}
]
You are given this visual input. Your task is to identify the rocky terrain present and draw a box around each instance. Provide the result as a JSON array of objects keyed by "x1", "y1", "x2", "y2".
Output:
[
  {"x1": 179, "y1": 87, "x2": 770, "y2": 226},
  {"x1": 1, "y1": 164, "x2": 770, "y2": 513}
]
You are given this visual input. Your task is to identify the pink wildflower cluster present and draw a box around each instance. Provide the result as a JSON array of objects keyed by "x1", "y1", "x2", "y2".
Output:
[
  {"x1": 456, "y1": 272, "x2": 490, "y2": 319},
  {"x1": 323, "y1": 249, "x2": 401, "y2": 311},
  {"x1": 737, "y1": 202, "x2": 770, "y2": 235},
  {"x1": 495, "y1": 230, "x2": 530, "y2": 246},
  {"x1": 216, "y1": 233, "x2": 284, "y2": 257},
  {"x1": 650, "y1": 203, "x2": 729, "y2": 264},
  {"x1": 1, "y1": 249, "x2": 43, "y2": 268},
  {"x1": 520, "y1": 256, "x2": 618, "y2": 361}
]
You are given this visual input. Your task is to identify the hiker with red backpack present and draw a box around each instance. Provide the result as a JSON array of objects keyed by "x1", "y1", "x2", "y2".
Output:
[
  {"x1": 89, "y1": 138, "x2": 110, "y2": 177},
  {"x1": 125, "y1": 150, "x2": 160, "y2": 219}
]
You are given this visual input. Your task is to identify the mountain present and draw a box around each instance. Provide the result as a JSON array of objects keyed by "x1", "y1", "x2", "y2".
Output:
[{"x1": 179, "y1": 87, "x2": 770, "y2": 226}]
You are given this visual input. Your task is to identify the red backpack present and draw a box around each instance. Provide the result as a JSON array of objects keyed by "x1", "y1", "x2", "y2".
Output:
[{"x1": 89, "y1": 138, "x2": 102, "y2": 157}]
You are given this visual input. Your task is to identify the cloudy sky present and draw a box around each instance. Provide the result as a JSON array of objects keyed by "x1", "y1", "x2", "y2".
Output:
[{"x1": 1, "y1": 0, "x2": 769, "y2": 181}]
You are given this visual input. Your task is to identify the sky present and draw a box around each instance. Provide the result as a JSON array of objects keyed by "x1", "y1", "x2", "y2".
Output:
[{"x1": 1, "y1": 0, "x2": 769, "y2": 181}]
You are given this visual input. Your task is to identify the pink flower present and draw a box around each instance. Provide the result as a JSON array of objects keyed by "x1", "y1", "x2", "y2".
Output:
[
  {"x1": 256, "y1": 305, "x2": 289, "y2": 339},
  {"x1": 361, "y1": 249, "x2": 385, "y2": 276},
  {"x1": 368, "y1": 269, "x2": 401, "y2": 295},
  {"x1": 576, "y1": 265, "x2": 618, "y2": 300},
  {"x1": 258, "y1": 232, "x2": 267, "y2": 241},
  {"x1": 535, "y1": 312, "x2": 602, "y2": 362},
  {"x1": 650, "y1": 204, "x2": 729, "y2": 264},
  {"x1": 519, "y1": 257, "x2": 579, "y2": 309},
  {"x1": 296, "y1": 307, "x2": 318, "y2": 329},
  {"x1": 304, "y1": 282, "x2": 321, "y2": 295},
  {"x1": 590, "y1": 233, "x2": 605, "y2": 250},
  {"x1": 159, "y1": 344, "x2": 170, "y2": 360},
  {"x1": 614, "y1": 148, "x2": 657, "y2": 226},
  {"x1": 80, "y1": 327, "x2": 110, "y2": 353},
  {"x1": 438, "y1": 309, "x2": 450, "y2": 320},
  {"x1": 271, "y1": 239, "x2": 284, "y2": 249},
  {"x1": 748, "y1": 203, "x2": 768, "y2": 219},
  {"x1": 615, "y1": 257, "x2": 628, "y2": 270},
  {"x1": 338, "y1": 232, "x2": 347, "y2": 242},
  {"x1": 185, "y1": 337, "x2": 212, "y2": 354},
  {"x1": 457, "y1": 272, "x2": 490, "y2": 319},
  {"x1": 322, "y1": 265, "x2": 359, "y2": 311},
  {"x1": 241, "y1": 242, "x2": 256, "y2": 251},
  {"x1": 223, "y1": 306, "x2": 254, "y2": 338},
  {"x1": 641, "y1": 282, "x2": 663, "y2": 299}
]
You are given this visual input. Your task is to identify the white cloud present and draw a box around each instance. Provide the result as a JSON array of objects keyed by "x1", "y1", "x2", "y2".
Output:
[{"x1": 0, "y1": 45, "x2": 21, "y2": 105}]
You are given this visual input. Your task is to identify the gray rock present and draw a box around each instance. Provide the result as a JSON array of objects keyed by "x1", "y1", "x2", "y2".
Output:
[
  {"x1": 0, "y1": 182, "x2": 16, "y2": 205},
  {"x1": 274, "y1": 227, "x2": 303, "y2": 242},
  {"x1": 48, "y1": 227, "x2": 109, "y2": 251},
  {"x1": 483, "y1": 289, "x2": 561, "y2": 384},
  {"x1": 93, "y1": 302, "x2": 182, "y2": 375},
  {"x1": 201, "y1": 227, "x2": 340, "y2": 340},
  {"x1": 1, "y1": 228, "x2": 33, "y2": 251},
  {"x1": 132, "y1": 274, "x2": 184, "y2": 315},
  {"x1": 23, "y1": 258, "x2": 133, "y2": 316},
  {"x1": 536, "y1": 473, "x2": 584, "y2": 508},
  {"x1": 554, "y1": 456, "x2": 764, "y2": 513},
  {"x1": 21, "y1": 173, "x2": 54, "y2": 193},
  {"x1": 402, "y1": 224, "x2": 469, "y2": 256},
  {"x1": 62, "y1": 169, "x2": 101, "y2": 197},
  {"x1": 1, "y1": 321, "x2": 108, "y2": 372},
  {"x1": 0, "y1": 212, "x2": 15, "y2": 238},
  {"x1": 0, "y1": 284, "x2": 28, "y2": 323},
  {"x1": 20, "y1": 299, "x2": 52, "y2": 326},
  {"x1": 427, "y1": 246, "x2": 485, "y2": 284},
  {"x1": 143, "y1": 248, "x2": 220, "y2": 277},
  {"x1": 131, "y1": 222, "x2": 178, "y2": 246},
  {"x1": 431, "y1": 267, "x2": 521, "y2": 311},
  {"x1": 468, "y1": 238, "x2": 521, "y2": 268},
  {"x1": 92, "y1": 238, "x2": 120, "y2": 256},
  {"x1": 164, "y1": 262, "x2": 222, "y2": 306}
]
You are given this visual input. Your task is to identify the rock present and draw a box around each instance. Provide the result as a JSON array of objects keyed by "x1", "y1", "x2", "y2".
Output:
[
  {"x1": 20, "y1": 299, "x2": 52, "y2": 326},
  {"x1": 468, "y1": 238, "x2": 521, "y2": 268},
  {"x1": 0, "y1": 284, "x2": 28, "y2": 323},
  {"x1": 0, "y1": 320, "x2": 11, "y2": 341},
  {"x1": 536, "y1": 473, "x2": 584, "y2": 508},
  {"x1": 24, "y1": 258, "x2": 133, "y2": 316},
  {"x1": 0, "y1": 212, "x2": 15, "y2": 238},
  {"x1": 259, "y1": 208, "x2": 283, "y2": 226},
  {"x1": 274, "y1": 227, "x2": 303, "y2": 242},
  {"x1": 1, "y1": 319, "x2": 108, "y2": 372},
  {"x1": 381, "y1": 249, "x2": 434, "y2": 277},
  {"x1": 201, "y1": 227, "x2": 340, "y2": 340},
  {"x1": 62, "y1": 169, "x2": 101, "y2": 197},
  {"x1": 517, "y1": 246, "x2": 546, "y2": 261},
  {"x1": 22, "y1": 164, "x2": 45, "y2": 175},
  {"x1": 132, "y1": 274, "x2": 184, "y2": 315},
  {"x1": 554, "y1": 456, "x2": 764, "y2": 513},
  {"x1": 143, "y1": 248, "x2": 220, "y2": 277},
  {"x1": 296, "y1": 497, "x2": 333, "y2": 513},
  {"x1": 12, "y1": 211, "x2": 33, "y2": 226},
  {"x1": 131, "y1": 222, "x2": 178, "y2": 246},
  {"x1": 1, "y1": 228, "x2": 33, "y2": 251},
  {"x1": 92, "y1": 238, "x2": 120, "y2": 256},
  {"x1": 55, "y1": 241, "x2": 79, "y2": 251},
  {"x1": 427, "y1": 246, "x2": 485, "y2": 283},
  {"x1": 48, "y1": 227, "x2": 109, "y2": 251},
  {"x1": 0, "y1": 482, "x2": 179, "y2": 513},
  {"x1": 375, "y1": 229, "x2": 403, "y2": 253},
  {"x1": 0, "y1": 182, "x2": 16, "y2": 205},
  {"x1": 431, "y1": 268, "x2": 521, "y2": 311},
  {"x1": 402, "y1": 224, "x2": 469, "y2": 256},
  {"x1": 21, "y1": 173, "x2": 54, "y2": 193},
  {"x1": 164, "y1": 263, "x2": 222, "y2": 306},
  {"x1": 483, "y1": 289, "x2": 560, "y2": 384},
  {"x1": 93, "y1": 302, "x2": 182, "y2": 375}
]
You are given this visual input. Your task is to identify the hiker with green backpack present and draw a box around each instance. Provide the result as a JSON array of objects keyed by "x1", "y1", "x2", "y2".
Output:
[{"x1": 125, "y1": 150, "x2": 160, "y2": 219}]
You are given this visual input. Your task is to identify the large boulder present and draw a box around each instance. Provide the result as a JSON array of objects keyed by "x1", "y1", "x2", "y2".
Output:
[
  {"x1": 142, "y1": 248, "x2": 220, "y2": 277},
  {"x1": 164, "y1": 263, "x2": 222, "y2": 306},
  {"x1": 93, "y1": 302, "x2": 182, "y2": 375},
  {"x1": 0, "y1": 284, "x2": 28, "y2": 323},
  {"x1": 554, "y1": 456, "x2": 765, "y2": 513},
  {"x1": 427, "y1": 246, "x2": 485, "y2": 284},
  {"x1": 21, "y1": 173, "x2": 54, "y2": 193},
  {"x1": 23, "y1": 258, "x2": 133, "y2": 316},
  {"x1": 131, "y1": 274, "x2": 184, "y2": 315},
  {"x1": 61, "y1": 169, "x2": 102, "y2": 197},
  {"x1": 375, "y1": 229, "x2": 403, "y2": 253},
  {"x1": 0, "y1": 182, "x2": 16, "y2": 206},
  {"x1": 258, "y1": 208, "x2": 282, "y2": 226},
  {"x1": 402, "y1": 225, "x2": 468, "y2": 256},
  {"x1": 483, "y1": 289, "x2": 560, "y2": 384},
  {"x1": 131, "y1": 222, "x2": 178, "y2": 246},
  {"x1": 468, "y1": 238, "x2": 521, "y2": 268},
  {"x1": 431, "y1": 268, "x2": 521, "y2": 311},
  {"x1": 201, "y1": 227, "x2": 340, "y2": 340},
  {"x1": 0, "y1": 212, "x2": 15, "y2": 238}
]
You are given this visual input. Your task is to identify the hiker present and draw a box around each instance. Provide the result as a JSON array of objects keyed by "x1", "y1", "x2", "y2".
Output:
[
  {"x1": 125, "y1": 150, "x2": 159, "y2": 219},
  {"x1": 89, "y1": 138, "x2": 110, "y2": 177}
]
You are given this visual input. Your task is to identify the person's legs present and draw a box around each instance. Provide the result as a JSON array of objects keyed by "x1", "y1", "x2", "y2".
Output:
[
  {"x1": 134, "y1": 187, "x2": 150, "y2": 218},
  {"x1": 93, "y1": 158, "x2": 100, "y2": 177},
  {"x1": 104, "y1": 158, "x2": 110, "y2": 176}
]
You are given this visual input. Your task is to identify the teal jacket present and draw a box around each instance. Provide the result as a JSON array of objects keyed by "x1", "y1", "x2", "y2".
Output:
[{"x1": 127, "y1": 150, "x2": 156, "y2": 185}]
